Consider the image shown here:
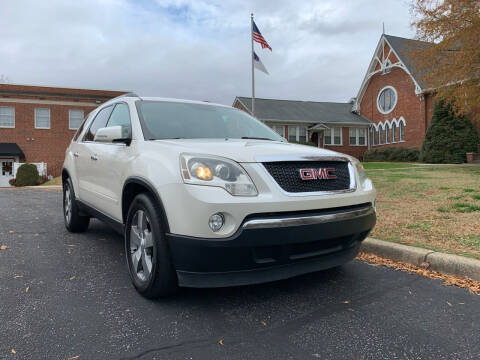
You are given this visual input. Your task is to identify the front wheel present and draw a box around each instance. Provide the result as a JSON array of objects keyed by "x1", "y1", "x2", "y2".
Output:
[
  {"x1": 63, "y1": 178, "x2": 90, "y2": 233},
  {"x1": 125, "y1": 193, "x2": 178, "y2": 298}
]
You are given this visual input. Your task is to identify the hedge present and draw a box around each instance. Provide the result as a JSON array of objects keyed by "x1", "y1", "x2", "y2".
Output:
[
  {"x1": 420, "y1": 101, "x2": 479, "y2": 164},
  {"x1": 363, "y1": 147, "x2": 420, "y2": 162},
  {"x1": 14, "y1": 163, "x2": 39, "y2": 187}
]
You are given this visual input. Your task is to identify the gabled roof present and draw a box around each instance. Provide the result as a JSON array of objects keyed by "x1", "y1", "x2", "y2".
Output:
[
  {"x1": 234, "y1": 97, "x2": 371, "y2": 125},
  {"x1": 353, "y1": 34, "x2": 435, "y2": 112},
  {"x1": 0, "y1": 143, "x2": 24, "y2": 157},
  {"x1": 384, "y1": 35, "x2": 434, "y2": 89}
]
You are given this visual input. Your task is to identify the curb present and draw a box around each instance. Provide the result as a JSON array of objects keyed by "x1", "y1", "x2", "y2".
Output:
[{"x1": 360, "y1": 238, "x2": 480, "y2": 282}]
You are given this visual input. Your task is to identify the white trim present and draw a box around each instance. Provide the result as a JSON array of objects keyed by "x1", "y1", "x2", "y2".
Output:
[
  {"x1": 348, "y1": 127, "x2": 367, "y2": 147},
  {"x1": 287, "y1": 125, "x2": 308, "y2": 142},
  {"x1": 324, "y1": 127, "x2": 343, "y2": 146},
  {"x1": 353, "y1": 34, "x2": 424, "y2": 113},
  {"x1": 0, "y1": 97, "x2": 98, "y2": 107},
  {"x1": 376, "y1": 86, "x2": 397, "y2": 115},
  {"x1": 34, "y1": 107, "x2": 51, "y2": 129}
]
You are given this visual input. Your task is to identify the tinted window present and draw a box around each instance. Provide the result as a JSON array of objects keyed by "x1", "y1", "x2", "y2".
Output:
[
  {"x1": 136, "y1": 101, "x2": 283, "y2": 141},
  {"x1": 83, "y1": 106, "x2": 113, "y2": 141},
  {"x1": 106, "y1": 103, "x2": 131, "y2": 139}
]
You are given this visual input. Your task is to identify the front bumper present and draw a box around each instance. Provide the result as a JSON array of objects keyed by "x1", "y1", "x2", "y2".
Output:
[{"x1": 166, "y1": 203, "x2": 376, "y2": 287}]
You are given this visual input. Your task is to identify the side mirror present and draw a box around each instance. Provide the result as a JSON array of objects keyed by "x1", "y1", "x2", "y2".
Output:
[{"x1": 94, "y1": 126, "x2": 131, "y2": 145}]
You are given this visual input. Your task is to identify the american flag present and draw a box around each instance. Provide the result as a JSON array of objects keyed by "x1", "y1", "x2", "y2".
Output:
[{"x1": 252, "y1": 21, "x2": 272, "y2": 51}]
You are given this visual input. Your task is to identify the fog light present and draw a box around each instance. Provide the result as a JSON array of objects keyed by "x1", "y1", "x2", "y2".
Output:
[{"x1": 209, "y1": 213, "x2": 224, "y2": 232}]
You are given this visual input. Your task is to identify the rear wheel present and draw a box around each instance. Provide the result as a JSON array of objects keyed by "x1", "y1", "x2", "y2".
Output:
[
  {"x1": 63, "y1": 178, "x2": 90, "y2": 233},
  {"x1": 125, "y1": 193, "x2": 177, "y2": 298}
]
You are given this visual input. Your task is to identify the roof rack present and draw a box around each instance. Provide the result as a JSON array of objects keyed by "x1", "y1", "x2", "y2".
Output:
[
  {"x1": 120, "y1": 92, "x2": 140, "y2": 98},
  {"x1": 109, "y1": 92, "x2": 142, "y2": 101}
]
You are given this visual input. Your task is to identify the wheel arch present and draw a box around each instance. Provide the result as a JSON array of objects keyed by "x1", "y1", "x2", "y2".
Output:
[
  {"x1": 61, "y1": 168, "x2": 70, "y2": 184},
  {"x1": 122, "y1": 177, "x2": 170, "y2": 232}
]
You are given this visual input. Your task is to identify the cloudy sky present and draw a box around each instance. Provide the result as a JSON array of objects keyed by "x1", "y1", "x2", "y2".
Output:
[{"x1": 0, "y1": 0, "x2": 415, "y2": 105}]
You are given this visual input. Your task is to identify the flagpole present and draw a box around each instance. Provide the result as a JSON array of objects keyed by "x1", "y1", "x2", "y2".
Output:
[{"x1": 251, "y1": 13, "x2": 255, "y2": 117}]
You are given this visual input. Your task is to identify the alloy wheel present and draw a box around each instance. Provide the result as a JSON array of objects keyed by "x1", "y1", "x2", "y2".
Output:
[
  {"x1": 64, "y1": 186, "x2": 72, "y2": 224},
  {"x1": 130, "y1": 210, "x2": 154, "y2": 282}
]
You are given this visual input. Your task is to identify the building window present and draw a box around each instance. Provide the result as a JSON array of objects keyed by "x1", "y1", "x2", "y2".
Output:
[
  {"x1": 382, "y1": 60, "x2": 392, "y2": 74},
  {"x1": 69, "y1": 109, "x2": 84, "y2": 130},
  {"x1": 0, "y1": 106, "x2": 15, "y2": 128},
  {"x1": 399, "y1": 121, "x2": 405, "y2": 141},
  {"x1": 370, "y1": 127, "x2": 376, "y2": 146},
  {"x1": 349, "y1": 128, "x2": 367, "y2": 146},
  {"x1": 349, "y1": 128, "x2": 356, "y2": 145},
  {"x1": 287, "y1": 126, "x2": 308, "y2": 143},
  {"x1": 358, "y1": 128, "x2": 366, "y2": 145},
  {"x1": 35, "y1": 108, "x2": 51, "y2": 129},
  {"x1": 377, "y1": 86, "x2": 397, "y2": 114},
  {"x1": 385, "y1": 124, "x2": 391, "y2": 144},
  {"x1": 392, "y1": 123, "x2": 397, "y2": 142},
  {"x1": 299, "y1": 126, "x2": 307, "y2": 143},
  {"x1": 324, "y1": 127, "x2": 342, "y2": 146},
  {"x1": 378, "y1": 125, "x2": 384, "y2": 144},
  {"x1": 271, "y1": 125, "x2": 285, "y2": 138}
]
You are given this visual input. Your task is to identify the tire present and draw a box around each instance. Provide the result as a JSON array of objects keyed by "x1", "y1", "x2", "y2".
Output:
[
  {"x1": 63, "y1": 177, "x2": 90, "y2": 233},
  {"x1": 125, "y1": 193, "x2": 178, "y2": 298}
]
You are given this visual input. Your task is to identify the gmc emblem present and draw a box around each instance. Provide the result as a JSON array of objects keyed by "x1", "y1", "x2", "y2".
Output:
[{"x1": 299, "y1": 168, "x2": 337, "y2": 180}]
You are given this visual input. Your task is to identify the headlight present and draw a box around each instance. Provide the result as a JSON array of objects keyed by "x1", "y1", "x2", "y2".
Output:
[
  {"x1": 351, "y1": 158, "x2": 373, "y2": 191},
  {"x1": 180, "y1": 154, "x2": 258, "y2": 196}
]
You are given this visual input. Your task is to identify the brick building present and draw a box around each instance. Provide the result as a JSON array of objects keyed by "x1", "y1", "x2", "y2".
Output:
[
  {"x1": 0, "y1": 84, "x2": 126, "y2": 185},
  {"x1": 234, "y1": 34, "x2": 479, "y2": 159},
  {"x1": 233, "y1": 97, "x2": 371, "y2": 160}
]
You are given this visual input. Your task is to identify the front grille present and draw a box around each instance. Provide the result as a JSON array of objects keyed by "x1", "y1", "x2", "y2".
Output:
[{"x1": 263, "y1": 161, "x2": 351, "y2": 193}]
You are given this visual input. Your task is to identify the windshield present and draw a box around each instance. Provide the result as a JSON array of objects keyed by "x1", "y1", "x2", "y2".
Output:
[{"x1": 136, "y1": 101, "x2": 284, "y2": 141}]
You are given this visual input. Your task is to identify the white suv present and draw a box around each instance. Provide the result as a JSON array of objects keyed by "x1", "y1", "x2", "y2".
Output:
[{"x1": 62, "y1": 93, "x2": 376, "y2": 298}]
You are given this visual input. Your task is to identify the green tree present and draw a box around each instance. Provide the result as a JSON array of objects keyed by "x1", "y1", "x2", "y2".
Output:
[
  {"x1": 411, "y1": 0, "x2": 480, "y2": 126},
  {"x1": 420, "y1": 101, "x2": 479, "y2": 163}
]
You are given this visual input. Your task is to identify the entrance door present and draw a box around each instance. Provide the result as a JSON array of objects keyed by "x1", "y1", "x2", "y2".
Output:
[{"x1": 0, "y1": 160, "x2": 14, "y2": 187}]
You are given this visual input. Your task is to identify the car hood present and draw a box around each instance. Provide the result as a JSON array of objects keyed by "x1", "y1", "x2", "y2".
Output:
[{"x1": 149, "y1": 139, "x2": 346, "y2": 163}]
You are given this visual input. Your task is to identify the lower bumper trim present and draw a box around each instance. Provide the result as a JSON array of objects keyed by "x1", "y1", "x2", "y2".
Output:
[{"x1": 176, "y1": 243, "x2": 360, "y2": 288}]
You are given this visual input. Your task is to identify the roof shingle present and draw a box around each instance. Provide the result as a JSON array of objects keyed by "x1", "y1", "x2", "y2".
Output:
[{"x1": 235, "y1": 97, "x2": 371, "y2": 125}]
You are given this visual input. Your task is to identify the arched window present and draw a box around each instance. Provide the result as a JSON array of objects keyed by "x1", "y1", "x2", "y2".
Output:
[
  {"x1": 378, "y1": 125, "x2": 384, "y2": 144},
  {"x1": 377, "y1": 86, "x2": 397, "y2": 114},
  {"x1": 399, "y1": 121, "x2": 405, "y2": 141},
  {"x1": 370, "y1": 127, "x2": 376, "y2": 146},
  {"x1": 385, "y1": 123, "x2": 390, "y2": 144},
  {"x1": 392, "y1": 123, "x2": 397, "y2": 142}
]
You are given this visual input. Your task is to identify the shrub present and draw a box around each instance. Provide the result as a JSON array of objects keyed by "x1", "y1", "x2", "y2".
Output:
[
  {"x1": 15, "y1": 163, "x2": 39, "y2": 187},
  {"x1": 363, "y1": 147, "x2": 420, "y2": 162},
  {"x1": 8, "y1": 178, "x2": 16, "y2": 186},
  {"x1": 420, "y1": 101, "x2": 479, "y2": 163}
]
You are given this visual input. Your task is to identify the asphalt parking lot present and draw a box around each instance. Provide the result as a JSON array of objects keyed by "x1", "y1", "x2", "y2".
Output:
[{"x1": 1, "y1": 189, "x2": 479, "y2": 360}]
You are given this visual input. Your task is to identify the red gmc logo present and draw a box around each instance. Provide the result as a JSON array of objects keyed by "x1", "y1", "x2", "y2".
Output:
[{"x1": 299, "y1": 168, "x2": 337, "y2": 180}]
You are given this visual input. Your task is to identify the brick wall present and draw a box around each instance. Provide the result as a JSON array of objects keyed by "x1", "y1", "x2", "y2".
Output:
[
  {"x1": 359, "y1": 67, "x2": 431, "y2": 150},
  {"x1": 323, "y1": 127, "x2": 368, "y2": 160},
  {"x1": 0, "y1": 84, "x2": 126, "y2": 177}
]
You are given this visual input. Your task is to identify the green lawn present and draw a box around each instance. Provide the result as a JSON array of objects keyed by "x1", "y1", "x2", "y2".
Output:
[
  {"x1": 362, "y1": 162, "x2": 421, "y2": 170},
  {"x1": 365, "y1": 163, "x2": 480, "y2": 259},
  {"x1": 43, "y1": 176, "x2": 62, "y2": 186}
]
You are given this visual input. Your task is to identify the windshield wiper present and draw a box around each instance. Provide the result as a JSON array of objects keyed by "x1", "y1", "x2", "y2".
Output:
[{"x1": 241, "y1": 137, "x2": 275, "y2": 141}]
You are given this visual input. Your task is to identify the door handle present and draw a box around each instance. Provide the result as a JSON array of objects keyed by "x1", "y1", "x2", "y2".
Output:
[
  {"x1": 91, "y1": 155, "x2": 98, "y2": 161},
  {"x1": 73, "y1": 152, "x2": 79, "y2": 158}
]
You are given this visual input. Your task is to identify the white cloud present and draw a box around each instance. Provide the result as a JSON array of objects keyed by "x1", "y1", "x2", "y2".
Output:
[{"x1": 0, "y1": 0, "x2": 415, "y2": 104}]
